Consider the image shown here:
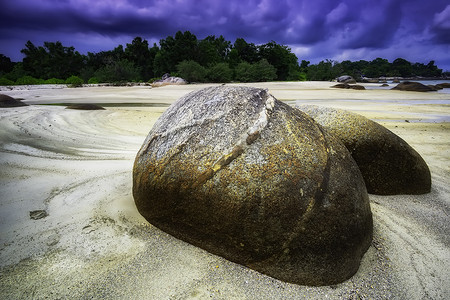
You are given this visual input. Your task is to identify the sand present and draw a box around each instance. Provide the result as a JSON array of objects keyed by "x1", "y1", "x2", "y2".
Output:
[{"x1": 0, "y1": 82, "x2": 449, "y2": 299}]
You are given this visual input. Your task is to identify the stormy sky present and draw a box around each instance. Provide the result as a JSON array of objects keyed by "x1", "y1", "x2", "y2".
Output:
[{"x1": 1, "y1": 0, "x2": 449, "y2": 70}]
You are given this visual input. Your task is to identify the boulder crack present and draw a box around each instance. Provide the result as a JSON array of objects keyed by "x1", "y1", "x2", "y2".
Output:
[{"x1": 192, "y1": 91, "x2": 275, "y2": 188}]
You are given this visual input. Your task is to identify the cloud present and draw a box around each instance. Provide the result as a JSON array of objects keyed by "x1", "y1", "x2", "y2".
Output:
[
  {"x1": 432, "y1": 5, "x2": 450, "y2": 43},
  {"x1": 0, "y1": 0, "x2": 449, "y2": 70}
]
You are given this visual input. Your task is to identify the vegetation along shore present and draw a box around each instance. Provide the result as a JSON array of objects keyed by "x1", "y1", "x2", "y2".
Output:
[{"x1": 1, "y1": 31, "x2": 448, "y2": 86}]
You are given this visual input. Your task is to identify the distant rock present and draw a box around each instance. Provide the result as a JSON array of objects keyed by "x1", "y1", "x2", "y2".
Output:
[
  {"x1": 0, "y1": 94, "x2": 28, "y2": 107},
  {"x1": 65, "y1": 104, "x2": 105, "y2": 110},
  {"x1": 152, "y1": 73, "x2": 187, "y2": 87},
  {"x1": 331, "y1": 83, "x2": 365, "y2": 90},
  {"x1": 336, "y1": 75, "x2": 356, "y2": 84},
  {"x1": 391, "y1": 81, "x2": 435, "y2": 92},
  {"x1": 296, "y1": 105, "x2": 431, "y2": 195},
  {"x1": 363, "y1": 78, "x2": 381, "y2": 83},
  {"x1": 380, "y1": 83, "x2": 389, "y2": 87},
  {"x1": 435, "y1": 83, "x2": 450, "y2": 89},
  {"x1": 133, "y1": 86, "x2": 373, "y2": 286}
]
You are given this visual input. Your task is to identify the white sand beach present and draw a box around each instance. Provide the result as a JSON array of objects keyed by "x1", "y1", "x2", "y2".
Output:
[{"x1": 0, "y1": 82, "x2": 449, "y2": 299}]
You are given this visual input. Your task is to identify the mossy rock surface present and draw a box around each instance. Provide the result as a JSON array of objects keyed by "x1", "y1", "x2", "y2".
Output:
[
  {"x1": 296, "y1": 105, "x2": 431, "y2": 195},
  {"x1": 133, "y1": 86, "x2": 372, "y2": 286}
]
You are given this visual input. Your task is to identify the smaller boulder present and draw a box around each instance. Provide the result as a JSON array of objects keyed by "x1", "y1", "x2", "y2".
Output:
[
  {"x1": 30, "y1": 210, "x2": 48, "y2": 220},
  {"x1": 295, "y1": 105, "x2": 431, "y2": 195},
  {"x1": 331, "y1": 83, "x2": 365, "y2": 90},
  {"x1": 152, "y1": 75, "x2": 187, "y2": 87},
  {"x1": 337, "y1": 75, "x2": 356, "y2": 84},
  {"x1": 380, "y1": 83, "x2": 389, "y2": 87},
  {"x1": 391, "y1": 81, "x2": 435, "y2": 92},
  {"x1": 0, "y1": 94, "x2": 28, "y2": 107},
  {"x1": 435, "y1": 83, "x2": 450, "y2": 89}
]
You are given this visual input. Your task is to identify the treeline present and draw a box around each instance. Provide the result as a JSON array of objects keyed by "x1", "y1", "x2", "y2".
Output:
[
  {"x1": 0, "y1": 31, "x2": 446, "y2": 85},
  {"x1": 304, "y1": 58, "x2": 444, "y2": 81}
]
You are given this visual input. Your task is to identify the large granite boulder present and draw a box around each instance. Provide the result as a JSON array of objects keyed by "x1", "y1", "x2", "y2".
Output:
[
  {"x1": 296, "y1": 105, "x2": 431, "y2": 195},
  {"x1": 133, "y1": 86, "x2": 372, "y2": 286},
  {"x1": 391, "y1": 81, "x2": 435, "y2": 92}
]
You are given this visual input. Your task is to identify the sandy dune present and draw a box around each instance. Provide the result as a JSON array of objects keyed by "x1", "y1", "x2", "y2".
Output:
[{"x1": 0, "y1": 82, "x2": 449, "y2": 299}]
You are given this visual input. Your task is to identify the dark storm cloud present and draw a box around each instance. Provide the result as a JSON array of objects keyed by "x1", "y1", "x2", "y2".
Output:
[{"x1": 0, "y1": 0, "x2": 449, "y2": 69}]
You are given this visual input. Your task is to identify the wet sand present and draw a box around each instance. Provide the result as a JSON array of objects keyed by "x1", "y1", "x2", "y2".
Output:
[{"x1": 0, "y1": 82, "x2": 449, "y2": 299}]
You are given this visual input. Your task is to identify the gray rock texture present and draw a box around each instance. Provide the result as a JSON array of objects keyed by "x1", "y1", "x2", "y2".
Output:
[
  {"x1": 152, "y1": 74, "x2": 187, "y2": 87},
  {"x1": 336, "y1": 75, "x2": 356, "y2": 84},
  {"x1": 296, "y1": 105, "x2": 431, "y2": 195},
  {"x1": 133, "y1": 86, "x2": 372, "y2": 286}
]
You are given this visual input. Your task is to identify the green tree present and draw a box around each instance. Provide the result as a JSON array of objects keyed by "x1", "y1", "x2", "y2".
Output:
[
  {"x1": 21, "y1": 41, "x2": 84, "y2": 79},
  {"x1": 206, "y1": 63, "x2": 232, "y2": 82},
  {"x1": 157, "y1": 31, "x2": 199, "y2": 74},
  {"x1": 65, "y1": 75, "x2": 84, "y2": 87},
  {"x1": 227, "y1": 48, "x2": 242, "y2": 69},
  {"x1": 424, "y1": 61, "x2": 442, "y2": 77},
  {"x1": 234, "y1": 61, "x2": 252, "y2": 82},
  {"x1": 94, "y1": 59, "x2": 141, "y2": 83},
  {"x1": 364, "y1": 58, "x2": 390, "y2": 78},
  {"x1": 176, "y1": 60, "x2": 206, "y2": 82},
  {"x1": 3, "y1": 62, "x2": 27, "y2": 81},
  {"x1": 391, "y1": 58, "x2": 412, "y2": 77},
  {"x1": 125, "y1": 37, "x2": 156, "y2": 80},
  {"x1": 198, "y1": 35, "x2": 231, "y2": 66},
  {"x1": 307, "y1": 60, "x2": 340, "y2": 81},
  {"x1": 249, "y1": 59, "x2": 277, "y2": 82},
  {"x1": 0, "y1": 54, "x2": 14, "y2": 75},
  {"x1": 232, "y1": 38, "x2": 259, "y2": 63},
  {"x1": 258, "y1": 41, "x2": 299, "y2": 80},
  {"x1": 300, "y1": 60, "x2": 310, "y2": 72},
  {"x1": 16, "y1": 75, "x2": 41, "y2": 85}
]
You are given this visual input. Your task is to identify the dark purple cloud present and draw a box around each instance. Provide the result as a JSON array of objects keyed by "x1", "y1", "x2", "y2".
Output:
[{"x1": 1, "y1": 0, "x2": 449, "y2": 70}]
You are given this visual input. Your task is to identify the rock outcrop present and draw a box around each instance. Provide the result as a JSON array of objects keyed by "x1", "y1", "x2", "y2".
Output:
[
  {"x1": 133, "y1": 86, "x2": 372, "y2": 286},
  {"x1": 336, "y1": 75, "x2": 356, "y2": 84},
  {"x1": 435, "y1": 83, "x2": 450, "y2": 89},
  {"x1": 152, "y1": 73, "x2": 187, "y2": 87},
  {"x1": 391, "y1": 81, "x2": 435, "y2": 92},
  {"x1": 0, "y1": 94, "x2": 28, "y2": 107},
  {"x1": 296, "y1": 105, "x2": 431, "y2": 195},
  {"x1": 331, "y1": 83, "x2": 365, "y2": 90}
]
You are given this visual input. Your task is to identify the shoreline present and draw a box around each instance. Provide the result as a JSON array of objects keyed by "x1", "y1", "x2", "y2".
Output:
[{"x1": 0, "y1": 82, "x2": 449, "y2": 298}]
